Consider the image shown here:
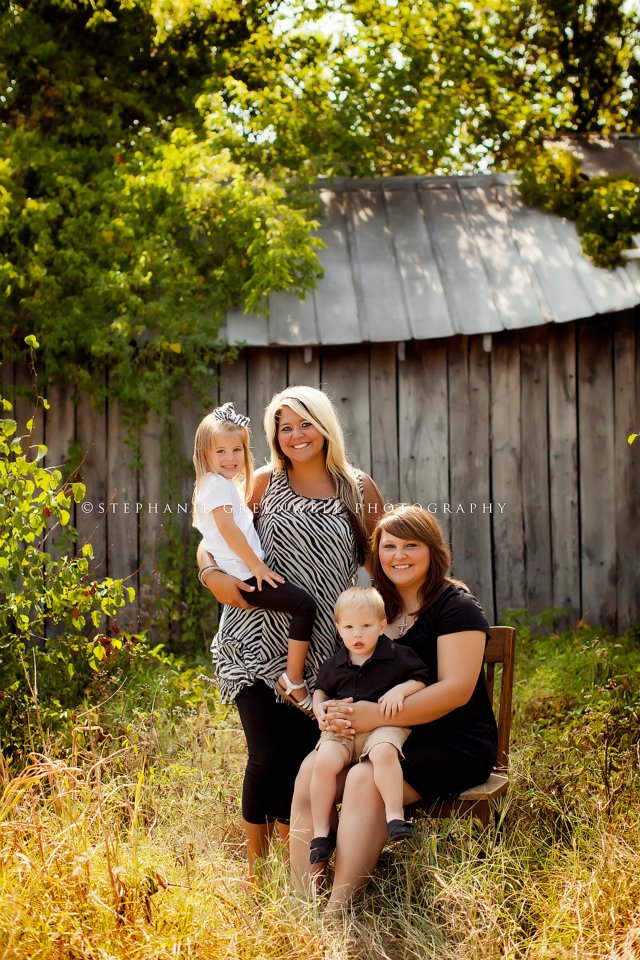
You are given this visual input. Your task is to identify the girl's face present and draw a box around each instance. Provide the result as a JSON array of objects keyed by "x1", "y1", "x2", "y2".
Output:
[
  {"x1": 277, "y1": 405, "x2": 325, "y2": 464},
  {"x1": 208, "y1": 431, "x2": 245, "y2": 480},
  {"x1": 378, "y1": 529, "x2": 430, "y2": 591}
]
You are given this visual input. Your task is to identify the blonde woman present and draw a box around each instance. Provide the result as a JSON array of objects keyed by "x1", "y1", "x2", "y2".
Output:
[{"x1": 197, "y1": 386, "x2": 383, "y2": 877}]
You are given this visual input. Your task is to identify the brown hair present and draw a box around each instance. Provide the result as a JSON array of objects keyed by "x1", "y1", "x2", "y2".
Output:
[{"x1": 371, "y1": 505, "x2": 463, "y2": 620}]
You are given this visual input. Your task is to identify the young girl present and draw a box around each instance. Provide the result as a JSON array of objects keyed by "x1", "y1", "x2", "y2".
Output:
[{"x1": 193, "y1": 402, "x2": 316, "y2": 713}]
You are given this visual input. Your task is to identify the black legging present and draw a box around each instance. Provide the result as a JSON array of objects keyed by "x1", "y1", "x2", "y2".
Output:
[
  {"x1": 243, "y1": 577, "x2": 316, "y2": 642},
  {"x1": 235, "y1": 680, "x2": 319, "y2": 824}
]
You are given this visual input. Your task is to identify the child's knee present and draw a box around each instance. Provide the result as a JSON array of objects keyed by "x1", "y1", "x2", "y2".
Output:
[
  {"x1": 368, "y1": 742, "x2": 401, "y2": 766},
  {"x1": 316, "y1": 744, "x2": 349, "y2": 774}
]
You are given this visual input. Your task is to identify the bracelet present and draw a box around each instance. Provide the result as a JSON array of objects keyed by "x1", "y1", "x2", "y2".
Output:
[{"x1": 198, "y1": 564, "x2": 221, "y2": 586}]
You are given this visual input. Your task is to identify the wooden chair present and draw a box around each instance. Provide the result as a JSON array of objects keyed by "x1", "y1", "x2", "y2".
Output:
[{"x1": 412, "y1": 625, "x2": 516, "y2": 829}]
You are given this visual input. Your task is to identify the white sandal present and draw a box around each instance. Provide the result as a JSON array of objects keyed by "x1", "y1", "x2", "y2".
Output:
[{"x1": 275, "y1": 673, "x2": 314, "y2": 715}]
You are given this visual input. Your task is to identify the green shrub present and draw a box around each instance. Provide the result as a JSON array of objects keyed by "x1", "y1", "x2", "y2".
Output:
[
  {"x1": 518, "y1": 147, "x2": 640, "y2": 268},
  {"x1": 0, "y1": 388, "x2": 140, "y2": 753}
]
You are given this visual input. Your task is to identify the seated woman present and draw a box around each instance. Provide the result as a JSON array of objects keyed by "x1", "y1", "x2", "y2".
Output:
[{"x1": 289, "y1": 504, "x2": 498, "y2": 907}]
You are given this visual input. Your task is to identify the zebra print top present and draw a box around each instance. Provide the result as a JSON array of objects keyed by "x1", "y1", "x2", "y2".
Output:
[{"x1": 211, "y1": 468, "x2": 360, "y2": 703}]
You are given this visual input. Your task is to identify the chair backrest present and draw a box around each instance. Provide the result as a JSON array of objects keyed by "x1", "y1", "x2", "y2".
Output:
[{"x1": 484, "y1": 626, "x2": 516, "y2": 770}]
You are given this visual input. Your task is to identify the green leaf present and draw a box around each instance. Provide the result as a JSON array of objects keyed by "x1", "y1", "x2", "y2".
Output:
[
  {"x1": 24, "y1": 335, "x2": 40, "y2": 349},
  {"x1": 628, "y1": 433, "x2": 638, "y2": 445},
  {"x1": 71, "y1": 482, "x2": 86, "y2": 503}
]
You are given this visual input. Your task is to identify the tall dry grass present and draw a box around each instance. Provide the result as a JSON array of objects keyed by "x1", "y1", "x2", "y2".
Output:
[{"x1": 1, "y1": 627, "x2": 639, "y2": 959}]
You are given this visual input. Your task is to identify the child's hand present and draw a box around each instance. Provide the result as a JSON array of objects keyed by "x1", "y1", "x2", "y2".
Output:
[
  {"x1": 378, "y1": 686, "x2": 405, "y2": 718},
  {"x1": 314, "y1": 702, "x2": 328, "y2": 729},
  {"x1": 251, "y1": 561, "x2": 285, "y2": 591}
]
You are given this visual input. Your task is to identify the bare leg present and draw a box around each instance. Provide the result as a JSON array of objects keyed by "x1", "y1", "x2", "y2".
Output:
[
  {"x1": 290, "y1": 751, "x2": 347, "y2": 893},
  {"x1": 311, "y1": 741, "x2": 351, "y2": 837},
  {"x1": 328, "y1": 762, "x2": 388, "y2": 907},
  {"x1": 366, "y1": 743, "x2": 405, "y2": 823},
  {"x1": 244, "y1": 820, "x2": 272, "y2": 881}
]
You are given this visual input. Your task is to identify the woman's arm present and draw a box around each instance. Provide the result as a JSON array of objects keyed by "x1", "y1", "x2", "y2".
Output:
[
  {"x1": 324, "y1": 630, "x2": 486, "y2": 733},
  {"x1": 196, "y1": 541, "x2": 255, "y2": 608}
]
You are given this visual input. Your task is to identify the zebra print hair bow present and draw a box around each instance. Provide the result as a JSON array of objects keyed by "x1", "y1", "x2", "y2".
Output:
[{"x1": 213, "y1": 401, "x2": 251, "y2": 429}]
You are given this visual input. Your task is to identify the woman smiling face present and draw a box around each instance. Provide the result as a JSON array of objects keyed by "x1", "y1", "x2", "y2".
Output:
[
  {"x1": 378, "y1": 529, "x2": 431, "y2": 590},
  {"x1": 277, "y1": 405, "x2": 326, "y2": 464}
]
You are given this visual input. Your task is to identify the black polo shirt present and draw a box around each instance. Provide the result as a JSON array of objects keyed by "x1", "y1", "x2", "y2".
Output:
[{"x1": 315, "y1": 633, "x2": 431, "y2": 702}]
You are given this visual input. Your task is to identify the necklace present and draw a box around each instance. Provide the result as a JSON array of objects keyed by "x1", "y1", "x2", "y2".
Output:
[{"x1": 397, "y1": 611, "x2": 416, "y2": 637}]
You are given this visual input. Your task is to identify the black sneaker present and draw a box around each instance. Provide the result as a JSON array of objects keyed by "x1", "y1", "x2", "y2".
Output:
[
  {"x1": 387, "y1": 819, "x2": 414, "y2": 842},
  {"x1": 310, "y1": 829, "x2": 337, "y2": 864}
]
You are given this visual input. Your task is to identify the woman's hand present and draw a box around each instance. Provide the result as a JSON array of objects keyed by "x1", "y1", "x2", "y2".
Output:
[
  {"x1": 202, "y1": 569, "x2": 255, "y2": 609},
  {"x1": 322, "y1": 698, "x2": 383, "y2": 735},
  {"x1": 319, "y1": 698, "x2": 356, "y2": 738}
]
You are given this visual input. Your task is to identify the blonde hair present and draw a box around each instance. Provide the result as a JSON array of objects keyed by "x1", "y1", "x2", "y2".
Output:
[
  {"x1": 263, "y1": 386, "x2": 368, "y2": 561},
  {"x1": 192, "y1": 409, "x2": 254, "y2": 524},
  {"x1": 334, "y1": 586, "x2": 386, "y2": 623}
]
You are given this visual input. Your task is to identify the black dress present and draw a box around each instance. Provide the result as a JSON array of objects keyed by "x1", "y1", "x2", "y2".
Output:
[{"x1": 396, "y1": 584, "x2": 498, "y2": 803}]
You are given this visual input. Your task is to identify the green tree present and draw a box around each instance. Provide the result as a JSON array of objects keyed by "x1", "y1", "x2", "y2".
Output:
[{"x1": 0, "y1": 0, "x2": 322, "y2": 417}]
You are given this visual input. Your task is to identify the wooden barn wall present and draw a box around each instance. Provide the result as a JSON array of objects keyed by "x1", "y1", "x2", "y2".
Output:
[{"x1": 2, "y1": 312, "x2": 638, "y2": 631}]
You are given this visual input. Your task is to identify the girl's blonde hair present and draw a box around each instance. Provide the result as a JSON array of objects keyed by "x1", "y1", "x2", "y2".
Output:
[
  {"x1": 192, "y1": 410, "x2": 254, "y2": 524},
  {"x1": 334, "y1": 586, "x2": 386, "y2": 623},
  {"x1": 263, "y1": 386, "x2": 368, "y2": 562}
]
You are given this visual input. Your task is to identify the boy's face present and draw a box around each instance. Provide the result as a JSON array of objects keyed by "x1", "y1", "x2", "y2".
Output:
[{"x1": 336, "y1": 606, "x2": 387, "y2": 661}]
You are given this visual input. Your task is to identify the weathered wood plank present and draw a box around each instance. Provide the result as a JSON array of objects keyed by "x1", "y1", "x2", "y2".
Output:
[
  {"x1": 448, "y1": 336, "x2": 493, "y2": 618},
  {"x1": 44, "y1": 383, "x2": 75, "y2": 474},
  {"x1": 288, "y1": 348, "x2": 320, "y2": 389},
  {"x1": 578, "y1": 320, "x2": 617, "y2": 627},
  {"x1": 520, "y1": 327, "x2": 553, "y2": 614},
  {"x1": 613, "y1": 313, "x2": 640, "y2": 630},
  {"x1": 247, "y1": 349, "x2": 287, "y2": 469},
  {"x1": 106, "y1": 399, "x2": 139, "y2": 617},
  {"x1": 138, "y1": 412, "x2": 165, "y2": 586},
  {"x1": 398, "y1": 340, "x2": 449, "y2": 537},
  {"x1": 43, "y1": 383, "x2": 76, "y2": 565},
  {"x1": 0, "y1": 356, "x2": 13, "y2": 404},
  {"x1": 490, "y1": 332, "x2": 525, "y2": 618},
  {"x1": 219, "y1": 352, "x2": 248, "y2": 418},
  {"x1": 322, "y1": 345, "x2": 371, "y2": 475},
  {"x1": 370, "y1": 343, "x2": 399, "y2": 504},
  {"x1": 75, "y1": 375, "x2": 108, "y2": 579},
  {"x1": 548, "y1": 322, "x2": 580, "y2": 623}
]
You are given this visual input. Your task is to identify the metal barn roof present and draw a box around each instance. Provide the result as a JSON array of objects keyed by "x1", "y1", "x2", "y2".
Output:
[{"x1": 220, "y1": 168, "x2": 640, "y2": 347}]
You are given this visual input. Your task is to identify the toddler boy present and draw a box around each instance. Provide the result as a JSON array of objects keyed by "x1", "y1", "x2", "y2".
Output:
[{"x1": 309, "y1": 586, "x2": 430, "y2": 864}]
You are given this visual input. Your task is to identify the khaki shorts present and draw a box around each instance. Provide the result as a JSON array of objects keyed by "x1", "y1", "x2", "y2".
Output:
[{"x1": 316, "y1": 725, "x2": 411, "y2": 764}]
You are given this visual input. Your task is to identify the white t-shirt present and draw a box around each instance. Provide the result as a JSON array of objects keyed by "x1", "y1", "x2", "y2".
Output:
[{"x1": 193, "y1": 472, "x2": 264, "y2": 581}]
